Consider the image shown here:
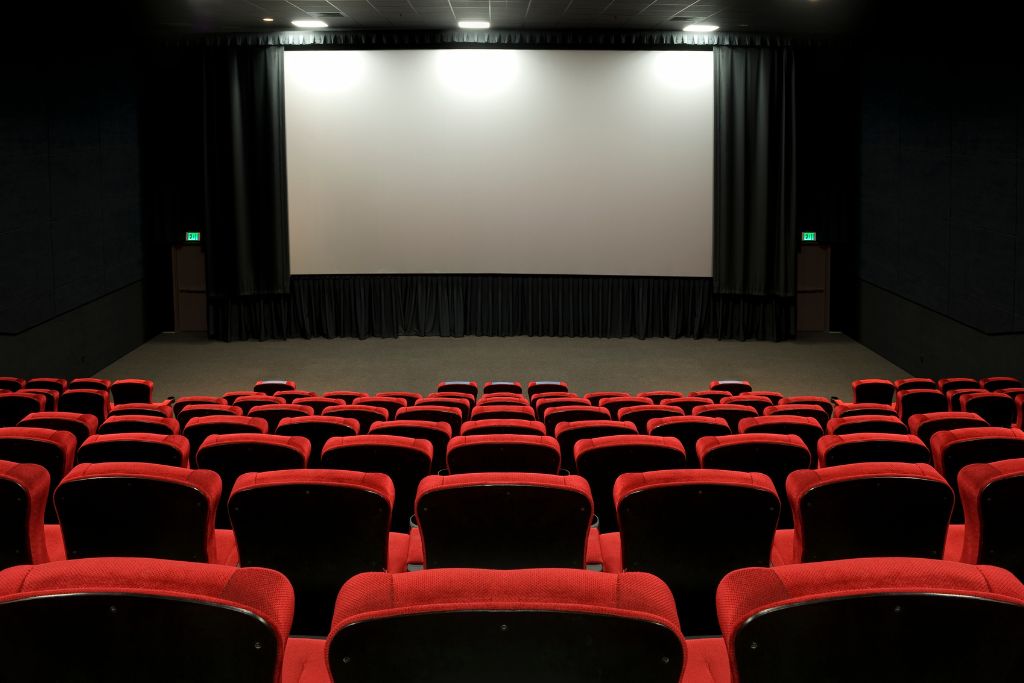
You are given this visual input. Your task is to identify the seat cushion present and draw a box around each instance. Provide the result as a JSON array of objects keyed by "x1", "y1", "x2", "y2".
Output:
[
  {"x1": 214, "y1": 529, "x2": 239, "y2": 566},
  {"x1": 388, "y1": 532, "x2": 410, "y2": 574},
  {"x1": 282, "y1": 638, "x2": 330, "y2": 683},
  {"x1": 681, "y1": 637, "x2": 731, "y2": 683}
]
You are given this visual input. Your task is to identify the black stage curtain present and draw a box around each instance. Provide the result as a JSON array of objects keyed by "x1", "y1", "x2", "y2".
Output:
[
  {"x1": 208, "y1": 275, "x2": 794, "y2": 342},
  {"x1": 202, "y1": 46, "x2": 290, "y2": 297},
  {"x1": 713, "y1": 46, "x2": 796, "y2": 298}
]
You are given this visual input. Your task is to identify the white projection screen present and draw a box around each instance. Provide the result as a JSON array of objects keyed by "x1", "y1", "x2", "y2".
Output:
[{"x1": 284, "y1": 49, "x2": 713, "y2": 277}]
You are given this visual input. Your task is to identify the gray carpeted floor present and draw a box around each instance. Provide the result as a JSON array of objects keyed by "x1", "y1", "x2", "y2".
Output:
[{"x1": 99, "y1": 332, "x2": 905, "y2": 402}]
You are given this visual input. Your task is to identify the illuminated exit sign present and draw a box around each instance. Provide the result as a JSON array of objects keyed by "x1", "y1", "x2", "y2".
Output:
[
  {"x1": 801, "y1": 231, "x2": 817, "y2": 242},
  {"x1": 185, "y1": 231, "x2": 201, "y2": 242}
]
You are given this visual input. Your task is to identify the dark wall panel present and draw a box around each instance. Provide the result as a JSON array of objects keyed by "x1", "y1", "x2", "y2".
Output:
[{"x1": 0, "y1": 47, "x2": 142, "y2": 335}]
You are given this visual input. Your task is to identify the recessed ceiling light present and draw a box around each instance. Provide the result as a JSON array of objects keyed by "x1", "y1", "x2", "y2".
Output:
[
  {"x1": 292, "y1": 19, "x2": 328, "y2": 28},
  {"x1": 458, "y1": 20, "x2": 490, "y2": 29},
  {"x1": 262, "y1": 17, "x2": 274, "y2": 22},
  {"x1": 683, "y1": 23, "x2": 719, "y2": 32}
]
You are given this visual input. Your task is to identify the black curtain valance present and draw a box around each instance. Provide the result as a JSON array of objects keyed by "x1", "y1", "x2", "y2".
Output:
[
  {"x1": 168, "y1": 29, "x2": 815, "y2": 50},
  {"x1": 208, "y1": 275, "x2": 793, "y2": 342}
]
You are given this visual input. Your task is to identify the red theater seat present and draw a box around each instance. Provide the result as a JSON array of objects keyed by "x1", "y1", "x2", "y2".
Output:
[
  {"x1": 779, "y1": 462, "x2": 952, "y2": 565},
  {"x1": 816, "y1": 433, "x2": 930, "y2": 468},
  {"x1": 323, "y1": 404, "x2": 390, "y2": 434},
  {"x1": 181, "y1": 414, "x2": 269, "y2": 459},
  {"x1": 108, "y1": 402, "x2": 173, "y2": 418},
  {"x1": 897, "y1": 388, "x2": 948, "y2": 422},
  {"x1": 484, "y1": 381, "x2": 522, "y2": 395},
  {"x1": 54, "y1": 462, "x2": 226, "y2": 564},
  {"x1": 648, "y1": 415, "x2": 732, "y2": 467},
  {"x1": 663, "y1": 396, "x2": 715, "y2": 414},
  {"x1": 938, "y1": 377, "x2": 980, "y2": 394},
  {"x1": 223, "y1": 391, "x2": 261, "y2": 405},
  {"x1": 77, "y1": 433, "x2": 190, "y2": 468},
  {"x1": 377, "y1": 390, "x2": 423, "y2": 404},
  {"x1": 544, "y1": 404, "x2": 611, "y2": 435},
  {"x1": 604, "y1": 469, "x2": 778, "y2": 636},
  {"x1": 416, "y1": 396, "x2": 472, "y2": 420},
  {"x1": 436, "y1": 380, "x2": 478, "y2": 397},
  {"x1": 738, "y1": 414, "x2": 824, "y2": 454},
  {"x1": 947, "y1": 387, "x2": 984, "y2": 411},
  {"x1": 275, "y1": 415, "x2": 360, "y2": 467},
  {"x1": 959, "y1": 459, "x2": 1024, "y2": 580},
  {"x1": 368, "y1": 419, "x2": 452, "y2": 474},
  {"x1": 709, "y1": 380, "x2": 752, "y2": 396},
  {"x1": 470, "y1": 404, "x2": 536, "y2": 422},
  {"x1": 583, "y1": 391, "x2": 631, "y2": 406},
  {"x1": 575, "y1": 435, "x2": 686, "y2": 532},
  {"x1": 0, "y1": 558, "x2": 294, "y2": 682},
  {"x1": 693, "y1": 404, "x2": 761, "y2": 432},
  {"x1": 764, "y1": 402, "x2": 829, "y2": 428},
  {"x1": 0, "y1": 427, "x2": 76, "y2": 522},
  {"x1": 691, "y1": 390, "x2": 732, "y2": 403},
  {"x1": 321, "y1": 435, "x2": 432, "y2": 532},
  {"x1": 230, "y1": 469, "x2": 406, "y2": 637},
  {"x1": 248, "y1": 403, "x2": 315, "y2": 432},
  {"x1": 172, "y1": 395, "x2": 227, "y2": 417},
  {"x1": 253, "y1": 379, "x2": 296, "y2": 396},
  {"x1": 779, "y1": 395, "x2": 833, "y2": 416},
  {"x1": 0, "y1": 392, "x2": 46, "y2": 427},
  {"x1": 18, "y1": 411, "x2": 98, "y2": 446},
  {"x1": 718, "y1": 558, "x2": 1024, "y2": 682},
  {"x1": 851, "y1": 378, "x2": 895, "y2": 404},
  {"x1": 477, "y1": 394, "x2": 531, "y2": 407},
  {"x1": 446, "y1": 434, "x2": 561, "y2": 474},
  {"x1": 534, "y1": 396, "x2": 590, "y2": 417},
  {"x1": 177, "y1": 403, "x2": 243, "y2": 427},
  {"x1": 895, "y1": 377, "x2": 938, "y2": 392},
  {"x1": 981, "y1": 376, "x2": 1023, "y2": 392},
  {"x1": 321, "y1": 390, "x2": 370, "y2": 403},
  {"x1": 598, "y1": 396, "x2": 654, "y2": 419},
  {"x1": 0, "y1": 378, "x2": 24, "y2": 393},
  {"x1": 553, "y1": 420, "x2": 638, "y2": 473},
  {"x1": 0, "y1": 460, "x2": 51, "y2": 569},
  {"x1": 272, "y1": 390, "x2": 316, "y2": 403},
  {"x1": 618, "y1": 404, "x2": 685, "y2": 433},
  {"x1": 413, "y1": 472, "x2": 593, "y2": 570},
  {"x1": 638, "y1": 390, "x2": 686, "y2": 404},
  {"x1": 832, "y1": 402, "x2": 898, "y2": 418},
  {"x1": 195, "y1": 433, "x2": 308, "y2": 528},
  {"x1": 324, "y1": 569, "x2": 693, "y2": 683},
  {"x1": 21, "y1": 388, "x2": 59, "y2": 411},
  {"x1": 527, "y1": 380, "x2": 569, "y2": 399},
  {"x1": 293, "y1": 396, "x2": 347, "y2": 414},
  {"x1": 826, "y1": 414, "x2": 908, "y2": 435},
  {"x1": 721, "y1": 394, "x2": 773, "y2": 413},
  {"x1": 354, "y1": 395, "x2": 408, "y2": 419},
  {"x1": 460, "y1": 419, "x2": 546, "y2": 437},
  {"x1": 932, "y1": 427, "x2": 1024, "y2": 522},
  {"x1": 235, "y1": 395, "x2": 286, "y2": 414},
  {"x1": 395, "y1": 405, "x2": 462, "y2": 434},
  {"x1": 908, "y1": 411, "x2": 989, "y2": 448},
  {"x1": 97, "y1": 414, "x2": 179, "y2": 436},
  {"x1": 697, "y1": 433, "x2": 810, "y2": 529},
  {"x1": 25, "y1": 377, "x2": 67, "y2": 394},
  {"x1": 960, "y1": 391, "x2": 1016, "y2": 427},
  {"x1": 69, "y1": 378, "x2": 111, "y2": 392}
]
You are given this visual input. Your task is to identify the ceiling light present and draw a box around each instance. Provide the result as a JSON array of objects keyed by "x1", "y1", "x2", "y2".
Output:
[
  {"x1": 683, "y1": 24, "x2": 719, "y2": 32},
  {"x1": 262, "y1": 17, "x2": 274, "y2": 22},
  {"x1": 458, "y1": 20, "x2": 490, "y2": 29},
  {"x1": 292, "y1": 19, "x2": 328, "y2": 28}
]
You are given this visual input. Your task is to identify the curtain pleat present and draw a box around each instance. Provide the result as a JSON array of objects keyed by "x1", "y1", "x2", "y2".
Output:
[{"x1": 208, "y1": 275, "x2": 793, "y2": 342}]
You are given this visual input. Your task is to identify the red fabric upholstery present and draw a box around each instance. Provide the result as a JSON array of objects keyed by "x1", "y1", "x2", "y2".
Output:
[
  {"x1": 199, "y1": 433, "x2": 310, "y2": 465},
  {"x1": 1019, "y1": 394, "x2": 1024, "y2": 428},
  {"x1": 832, "y1": 402, "x2": 898, "y2": 418},
  {"x1": 575, "y1": 435, "x2": 686, "y2": 465},
  {"x1": 908, "y1": 411, "x2": 989, "y2": 448},
  {"x1": 18, "y1": 411, "x2": 99, "y2": 444},
  {"x1": 436, "y1": 381, "x2": 478, "y2": 397},
  {"x1": 69, "y1": 378, "x2": 111, "y2": 391},
  {"x1": 283, "y1": 638, "x2": 330, "y2": 683},
  {"x1": 717, "y1": 557, "x2": 1024, "y2": 675},
  {"x1": 322, "y1": 390, "x2": 370, "y2": 403},
  {"x1": 960, "y1": 391, "x2": 1017, "y2": 427},
  {"x1": 233, "y1": 468, "x2": 395, "y2": 508},
  {"x1": 378, "y1": 391, "x2": 423, "y2": 404},
  {"x1": 709, "y1": 381, "x2": 752, "y2": 396},
  {"x1": 173, "y1": 396, "x2": 227, "y2": 416},
  {"x1": 638, "y1": 391, "x2": 686, "y2": 403},
  {"x1": 248, "y1": 404, "x2": 316, "y2": 430},
  {"x1": 430, "y1": 391, "x2": 478, "y2": 406},
  {"x1": 178, "y1": 404, "x2": 244, "y2": 425},
  {"x1": 484, "y1": 381, "x2": 522, "y2": 394},
  {"x1": 328, "y1": 567, "x2": 683, "y2": 644},
  {"x1": 694, "y1": 404, "x2": 760, "y2": 431},
  {"x1": 354, "y1": 396, "x2": 408, "y2": 418},
  {"x1": 582, "y1": 391, "x2": 631, "y2": 406},
  {"x1": 21, "y1": 389, "x2": 59, "y2": 411},
  {"x1": 416, "y1": 397, "x2": 473, "y2": 420},
  {"x1": 272, "y1": 390, "x2": 317, "y2": 403},
  {"x1": 826, "y1": 414, "x2": 908, "y2": 435},
  {"x1": 895, "y1": 377, "x2": 938, "y2": 392},
  {"x1": 26, "y1": 378, "x2": 68, "y2": 393},
  {"x1": 896, "y1": 388, "x2": 948, "y2": 422},
  {"x1": 930, "y1": 427, "x2": 1024, "y2": 476},
  {"x1": 395, "y1": 405, "x2": 461, "y2": 424},
  {"x1": 785, "y1": 462, "x2": 952, "y2": 564},
  {"x1": 369, "y1": 420, "x2": 452, "y2": 438},
  {"x1": 721, "y1": 395, "x2": 773, "y2": 413},
  {"x1": 696, "y1": 433, "x2": 809, "y2": 468},
  {"x1": 417, "y1": 470, "x2": 591, "y2": 503},
  {"x1": 0, "y1": 427, "x2": 76, "y2": 480},
  {"x1": 478, "y1": 395, "x2": 531, "y2": 406},
  {"x1": 253, "y1": 380, "x2": 297, "y2": 395},
  {"x1": 691, "y1": 390, "x2": 732, "y2": 403},
  {"x1": 779, "y1": 395, "x2": 832, "y2": 412},
  {"x1": 0, "y1": 378, "x2": 25, "y2": 392},
  {"x1": 815, "y1": 433, "x2": 930, "y2": 468},
  {"x1": 544, "y1": 405, "x2": 612, "y2": 430},
  {"x1": 958, "y1": 458, "x2": 1024, "y2": 565},
  {"x1": 108, "y1": 402, "x2": 173, "y2": 418},
  {"x1": 597, "y1": 396, "x2": 654, "y2": 419},
  {"x1": 938, "y1": 377, "x2": 980, "y2": 393},
  {"x1": 535, "y1": 396, "x2": 590, "y2": 417},
  {"x1": 527, "y1": 381, "x2": 569, "y2": 398},
  {"x1": 324, "y1": 404, "x2": 390, "y2": 427},
  {"x1": 293, "y1": 397, "x2": 347, "y2": 414},
  {"x1": 183, "y1": 415, "x2": 269, "y2": 446},
  {"x1": 78, "y1": 433, "x2": 190, "y2": 468},
  {"x1": 613, "y1": 468, "x2": 777, "y2": 510},
  {"x1": 0, "y1": 557, "x2": 294, "y2": 679},
  {"x1": 56, "y1": 389, "x2": 109, "y2": 422},
  {"x1": 323, "y1": 435, "x2": 433, "y2": 466},
  {"x1": 764, "y1": 403, "x2": 829, "y2": 427},
  {"x1": 981, "y1": 376, "x2": 1023, "y2": 391},
  {"x1": 851, "y1": 379, "x2": 896, "y2": 404},
  {"x1": 737, "y1": 415, "x2": 823, "y2": 451},
  {"x1": 554, "y1": 419, "x2": 638, "y2": 440},
  {"x1": 58, "y1": 462, "x2": 222, "y2": 562},
  {"x1": 663, "y1": 396, "x2": 715, "y2": 414},
  {"x1": 235, "y1": 395, "x2": 287, "y2": 414},
  {"x1": 446, "y1": 434, "x2": 561, "y2": 474},
  {"x1": 98, "y1": 414, "x2": 179, "y2": 436},
  {"x1": 460, "y1": 419, "x2": 546, "y2": 437},
  {"x1": 618, "y1": 404, "x2": 686, "y2": 432},
  {"x1": 470, "y1": 404, "x2": 536, "y2": 421},
  {"x1": 0, "y1": 460, "x2": 51, "y2": 565},
  {"x1": 223, "y1": 391, "x2": 262, "y2": 405}
]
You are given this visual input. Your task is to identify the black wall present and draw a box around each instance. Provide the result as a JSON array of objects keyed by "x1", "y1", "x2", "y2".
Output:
[
  {"x1": 0, "y1": 46, "x2": 149, "y2": 377},
  {"x1": 855, "y1": 45, "x2": 1024, "y2": 377}
]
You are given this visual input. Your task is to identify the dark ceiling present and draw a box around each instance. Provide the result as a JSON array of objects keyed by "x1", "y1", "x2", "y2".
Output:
[{"x1": 137, "y1": 0, "x2": 867, "y2": 34}]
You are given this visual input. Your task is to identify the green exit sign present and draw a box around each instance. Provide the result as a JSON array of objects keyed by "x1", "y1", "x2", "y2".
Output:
[
  {"x1": 801, "y1": 231, "x2": 817, "y2": 242},
  {"x1": 185, "y1": 231, "x2": 201, "y2": 242}
]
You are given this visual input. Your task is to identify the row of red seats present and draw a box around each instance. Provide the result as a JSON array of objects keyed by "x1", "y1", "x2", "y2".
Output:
[
  {"x1": 4, "y1": 450, "x2": 1024, "y2": 637},
  {"x1": 851, "y1": 375, "x2": 1024, "y2": 426},
  {"x1": 0, "y1": 555, "x2": 1021, "y2": 682}
]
